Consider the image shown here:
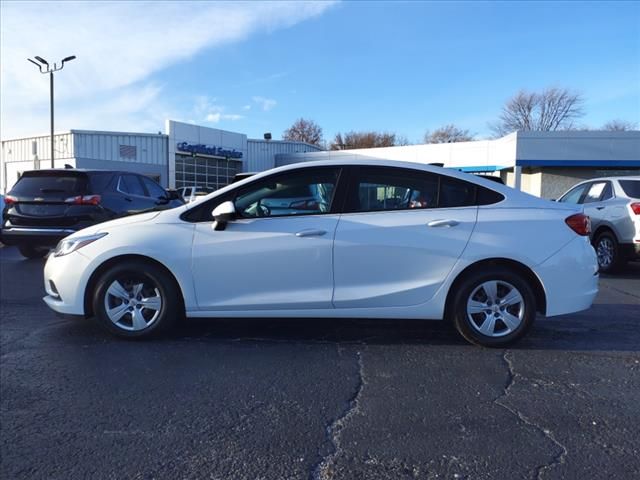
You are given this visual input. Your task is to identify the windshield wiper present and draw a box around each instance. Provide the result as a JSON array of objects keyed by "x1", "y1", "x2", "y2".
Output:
[{"x1": 40, "y1": 188, "x2": 67, "y2": 193}]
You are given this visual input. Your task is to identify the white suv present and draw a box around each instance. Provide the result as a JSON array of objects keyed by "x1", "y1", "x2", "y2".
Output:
[{"x1": 558, "y1": 176, "x2": 640, "y2": 272}]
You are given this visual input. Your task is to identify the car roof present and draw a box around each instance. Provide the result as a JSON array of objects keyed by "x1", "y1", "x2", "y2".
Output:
[
  {"x1": 21, "y1": 169, "x2": 143, "y2": 175},
  {"x1": 572, "y1": 175, "x2": 640, "y2": 184}
]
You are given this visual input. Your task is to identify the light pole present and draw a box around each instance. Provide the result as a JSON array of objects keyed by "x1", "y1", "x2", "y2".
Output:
[{"x1": 27, "y1": 55, "x2": 76, "y2": 168}]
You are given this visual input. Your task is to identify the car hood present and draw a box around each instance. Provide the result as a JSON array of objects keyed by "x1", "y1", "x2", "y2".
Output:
[{"x1": 72, "y1": 211, "x2": 162, "y2": 237}]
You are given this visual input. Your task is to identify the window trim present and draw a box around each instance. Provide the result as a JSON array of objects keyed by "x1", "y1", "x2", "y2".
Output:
[
  {"x1": 180, "y1": 166, "x2": 346, "y2": 223},
  {"x1": 342, "y1": 165, "x2": 482, "y2": 215}
]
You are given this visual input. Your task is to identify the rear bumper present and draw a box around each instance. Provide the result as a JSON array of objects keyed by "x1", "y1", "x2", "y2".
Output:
[
  {"x1": 535, "y1": 236, "x2": 599, "y2": 317},
  {"x1": 0, "y1": 227, "x2": 76, "y2": 246}
]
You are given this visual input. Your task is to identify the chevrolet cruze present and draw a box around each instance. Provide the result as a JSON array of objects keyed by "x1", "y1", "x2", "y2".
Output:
[{"x1": 43, "y1": 159, "x2": 599, "y2": 347}]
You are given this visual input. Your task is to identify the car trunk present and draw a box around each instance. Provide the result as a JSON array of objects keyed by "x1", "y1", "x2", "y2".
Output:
[{"x1": 7, "y1": 171, "x2": 93, "y2": 226}]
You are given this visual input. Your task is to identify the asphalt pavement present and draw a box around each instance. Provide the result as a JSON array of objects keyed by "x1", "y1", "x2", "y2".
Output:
[{"x1": 1, "y1": 246, "x2": 639, "y2": 480}]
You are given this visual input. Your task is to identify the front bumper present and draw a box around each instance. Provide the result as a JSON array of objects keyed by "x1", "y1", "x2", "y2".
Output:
[{"x1": 43, "y1": 250, "x2": 93, "y2": 316}]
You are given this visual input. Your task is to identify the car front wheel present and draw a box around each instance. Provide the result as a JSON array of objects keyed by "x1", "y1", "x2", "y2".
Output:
[
  {"x1": 92, "y1": 260, "x2": 181, "y2": 338},
  {"x1": 449, "y1": 267, "x2": 536, "y2": 347}
]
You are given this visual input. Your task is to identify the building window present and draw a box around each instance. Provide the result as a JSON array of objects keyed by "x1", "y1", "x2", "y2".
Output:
[
  {"x1": 119, "y1": 145, "x2": 137, "y2": 160},
  {"x1": 174, "y1": 154, "x2": 242, "y2": 191}
]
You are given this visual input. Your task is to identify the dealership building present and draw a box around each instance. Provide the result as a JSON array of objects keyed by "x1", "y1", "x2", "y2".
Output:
[{"x1": 2, "y1": 121, "x2": 639, "y2": 199}]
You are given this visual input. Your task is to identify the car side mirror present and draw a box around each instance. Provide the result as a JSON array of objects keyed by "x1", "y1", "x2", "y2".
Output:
[
  {"x1": 165, "y1": 189, "x2": 181, "y2": 201},
  {"x1": 212, "y1": 201, "x2": 236, "y2": 231}
]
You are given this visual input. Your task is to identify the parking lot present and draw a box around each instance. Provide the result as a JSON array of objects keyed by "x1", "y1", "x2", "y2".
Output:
[{"x1": 1, "y1": 245, "x2": 639, "y2": 479}]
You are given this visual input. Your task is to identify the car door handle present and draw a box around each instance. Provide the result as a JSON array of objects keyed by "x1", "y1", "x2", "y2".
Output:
[
  {"x1": 596, "y1": 206, "x2": 606, "y2": 210},
  {"x1": 295, "y1": 229, "x2": 327, "y2": 237},
  {"x1": 124, "y1": 197, "x2": 133, "y2": 202},
  {"x1": 427, "y1": 219, "x2": 459, "y2": 228}
]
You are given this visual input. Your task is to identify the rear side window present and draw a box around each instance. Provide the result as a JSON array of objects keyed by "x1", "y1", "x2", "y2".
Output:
[
  {"x1": 438, "y1": 176, "x2": 476, "y2": 208},
  {"x1": 346, "y1": 167, "x2": 501, "y2": 212},
  {"x1": 141, "y1": 176, "x2": 167, "y2": 198},
  {"x1": 118, "y1": 175, "x2": 146, "y2": 196},
  {"x1": 559, "y1": 184, "x2": 588, "y2": 204},
  {"x1": 619, "y1": 180, "x2": 640, "y2": 199},
  {"x1": 583, "y1": 182, "x2": 609, "y2": 203},
  {"x1": 10, "y1": 173, "x2": 88, "y2": 196},
  {"x1": 350, "y1": 171, "x2": 439, "y2": 212}
]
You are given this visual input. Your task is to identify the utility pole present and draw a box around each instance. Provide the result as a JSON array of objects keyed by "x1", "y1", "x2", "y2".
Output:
[{"x1": 27, "y1": 55, "x2": 76, "y2": 168}]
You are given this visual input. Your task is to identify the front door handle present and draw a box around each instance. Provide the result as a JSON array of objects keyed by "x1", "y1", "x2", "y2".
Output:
[
  {"x1": 427, "y1": 219, "x2": 459, "y2": 228},
  {"x1": 596, "y1": 206, "x2": 606, "y2": 210},
  {"x1": 295, "y1": 229, "x2": 327, "y2": 238}
]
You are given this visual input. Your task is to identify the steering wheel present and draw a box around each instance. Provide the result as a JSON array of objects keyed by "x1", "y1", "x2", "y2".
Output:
[{"x1": 256, "y1": 200, "x2": 271, "y2": 217}]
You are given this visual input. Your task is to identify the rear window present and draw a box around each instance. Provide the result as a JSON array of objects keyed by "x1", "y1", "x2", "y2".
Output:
[
  {"x1": 619, "y1": 180, "x2": 640, "y2": 199},
  {"x1": 10, "y1": 173, "x2": 88, "y2": 196}
]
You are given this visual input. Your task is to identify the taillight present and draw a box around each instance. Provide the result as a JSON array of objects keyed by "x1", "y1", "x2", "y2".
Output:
[
  {"x1": 630, "y1": 202, "x2": 640, "y2": 215},
  {"x1": 65, "y1": 195, "x2": 101, "y2": 206},
  {"x1": 565, "y1": 213, "x2": 591, "y2": 236},
  {"x1": 4, "y1": 195, "x2": 18, "y2": 205}
]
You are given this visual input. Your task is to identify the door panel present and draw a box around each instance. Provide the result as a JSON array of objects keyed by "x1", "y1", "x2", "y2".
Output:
[
  {"x1": 333, "y1": 207, "x2": 477, "y2": 308},
  {"x1": 192, "y1": 215, "x2": 340, "y2": 310}
]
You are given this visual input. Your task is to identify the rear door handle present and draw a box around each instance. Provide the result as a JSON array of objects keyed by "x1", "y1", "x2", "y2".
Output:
[
  {"x1": 596, "y1": 206, "x2": 605, "y2": 210},
  {"x1": 427, "y1": 219, "x2": 459, "y2": 228},
  {"x1": 295, "y1": 229, "x2": 327, "y2": 237}
]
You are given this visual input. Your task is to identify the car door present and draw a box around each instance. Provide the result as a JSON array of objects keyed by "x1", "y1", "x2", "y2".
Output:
[
  {"x1": 581, "y1": 181, "x2": 613, "y2": 232},
  {"x1": 191, "y1": 167, "x2": 344, "y2": 311},
  {"x1": 116, "y1": 174, "x2": 156, "y2": 213},
  {"x1": 332, "y1": 166, "x2": 478, "y2": 308}
]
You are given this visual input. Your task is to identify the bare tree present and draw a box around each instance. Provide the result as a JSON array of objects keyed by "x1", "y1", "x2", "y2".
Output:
[
  {"x1": 490, "y1": 87, "x2": 585, "y2": 136},
  {"x1": 601, "y1": 119, "x2": 638, "y2": 131},
  {"x1": 282, "y1": 118, "x2": 323, "y2": 146},
  {"x1": 330, "y1": 131, "x2": 401, "y2": 150},
  {"x1": 424, "y1": 124, "x2": 474, "y2": 143}
]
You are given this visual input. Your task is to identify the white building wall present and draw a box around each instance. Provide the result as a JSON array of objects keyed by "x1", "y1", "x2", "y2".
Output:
[
  {"x1": 73, "y1": 130, "x2": 167, "y2": 165},
  {"x1": 276, "y1": 133, "x2": 518, "y2": 171},
  {"x1": 246, "y1": 139, "x2": 322, "y2": 172}
]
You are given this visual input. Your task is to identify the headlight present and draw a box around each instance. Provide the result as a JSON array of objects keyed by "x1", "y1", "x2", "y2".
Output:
[{"x1": 53, "y1": 232, "x2": 108, "y2": 257}]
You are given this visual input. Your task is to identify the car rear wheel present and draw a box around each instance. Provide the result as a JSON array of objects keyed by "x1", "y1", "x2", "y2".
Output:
[
  {"x1": 92, "y1": 261, "x2": 181, "y2": 338},
  {"x1": 18, "y1": 244, "x2": 49, "y2": 259},
  {"x1": 595, "y1": 231, "x2": 622, "y2": 273},
  {"x1": 449, "y1": 267, "x2": 536, "y2": 347}
]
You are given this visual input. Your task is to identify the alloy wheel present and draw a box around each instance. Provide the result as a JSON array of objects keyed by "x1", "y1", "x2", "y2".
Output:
[
  {"x1": 103, "y1": 278, "x2": 162, "y2": 331},
  {"x1": 466, "y1": 280, "x2": 525, "y2": 338},
  {"x1": 596, "y1": 237, "x2": 614, "y2": 269}
]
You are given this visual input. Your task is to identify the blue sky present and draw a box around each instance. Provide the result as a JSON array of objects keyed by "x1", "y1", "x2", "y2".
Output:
[{"x1": 1, "y1": 1, "x2": 639, "y2": 142}]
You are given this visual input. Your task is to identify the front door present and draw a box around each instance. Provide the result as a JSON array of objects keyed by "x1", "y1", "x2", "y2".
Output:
[{"x1": 191, "y1": 167, "x2": 342, "y2": 311}]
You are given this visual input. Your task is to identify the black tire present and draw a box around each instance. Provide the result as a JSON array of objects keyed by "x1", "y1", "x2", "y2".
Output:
[
  {"x1": 92, "y1": 260, "x2": 182, "y2": 338},
  {"x1": 18, "y1": 244, "x2": 49, "y2": 259},
  {"x1": 448, "y1": 267, "x2": 537, "y2": 347},
  {"x1": 594, "y1": 231, "x2": 623, "y2": 273}
]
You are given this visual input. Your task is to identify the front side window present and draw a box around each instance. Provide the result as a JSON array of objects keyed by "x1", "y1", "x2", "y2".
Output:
[
  {"x1": 559, "y1": 184, "x2": 588, "y2": 204},
  {"x1": 234, "y1": 168, "x2": 340, "y2": 218}
]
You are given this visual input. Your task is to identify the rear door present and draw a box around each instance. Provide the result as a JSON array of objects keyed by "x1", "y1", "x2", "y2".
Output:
[{"x1": 332, "y1": 166, "x2": 478, "y2": 308}]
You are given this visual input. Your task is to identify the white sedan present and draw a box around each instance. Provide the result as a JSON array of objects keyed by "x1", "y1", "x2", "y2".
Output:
[{"x1": 43, "y1": 159, "x2": 598, "y2": 347}]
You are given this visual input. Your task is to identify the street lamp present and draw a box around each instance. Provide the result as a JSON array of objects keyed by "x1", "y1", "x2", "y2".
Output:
[{"x1": 27, "y1": 55, "x2": 76, "y2": 168}]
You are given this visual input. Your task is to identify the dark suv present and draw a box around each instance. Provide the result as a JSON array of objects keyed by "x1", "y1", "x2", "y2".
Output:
[{"x1": 1, "y1": 169, "x2": 183, "y2": 258}]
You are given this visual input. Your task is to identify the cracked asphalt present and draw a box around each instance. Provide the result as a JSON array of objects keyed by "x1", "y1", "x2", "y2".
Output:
[{"x1": 1, "y1": 245, "x2": 639, "y2": 479}]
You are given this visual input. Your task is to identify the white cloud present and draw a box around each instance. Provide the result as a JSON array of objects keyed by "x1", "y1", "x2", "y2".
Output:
[
  {"x1": 0, "y1": 1, "x2": 336, "y2": 138},
  {"x1": 242, "y1": 104, "x2": 252, "y2": 111},
  {"x1": 252, "y1": 96, "x2": 277, "y2": 111}
]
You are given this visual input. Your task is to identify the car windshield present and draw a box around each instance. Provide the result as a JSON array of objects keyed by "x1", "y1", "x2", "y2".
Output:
[
  {"x1": 619, "y1": 180, "x2": 640, "y2": 199},
  {"x1": 10, "y1": 173, "x2": 88, "y2": 197}
]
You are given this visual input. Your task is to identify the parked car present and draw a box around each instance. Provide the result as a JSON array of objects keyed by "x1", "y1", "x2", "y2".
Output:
[
  {"x1": 557, "y1": 176, "x2": 640, "y2": 272},
  {"x1": 177, "y1": 186, "x2": 215, "y2": 203},
  {"x1": 1, "y1": 169, "x2": 183, "y2": 258},
  {"x1": 42, "y1": 159, "x2": 598, "y2": 347}
]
